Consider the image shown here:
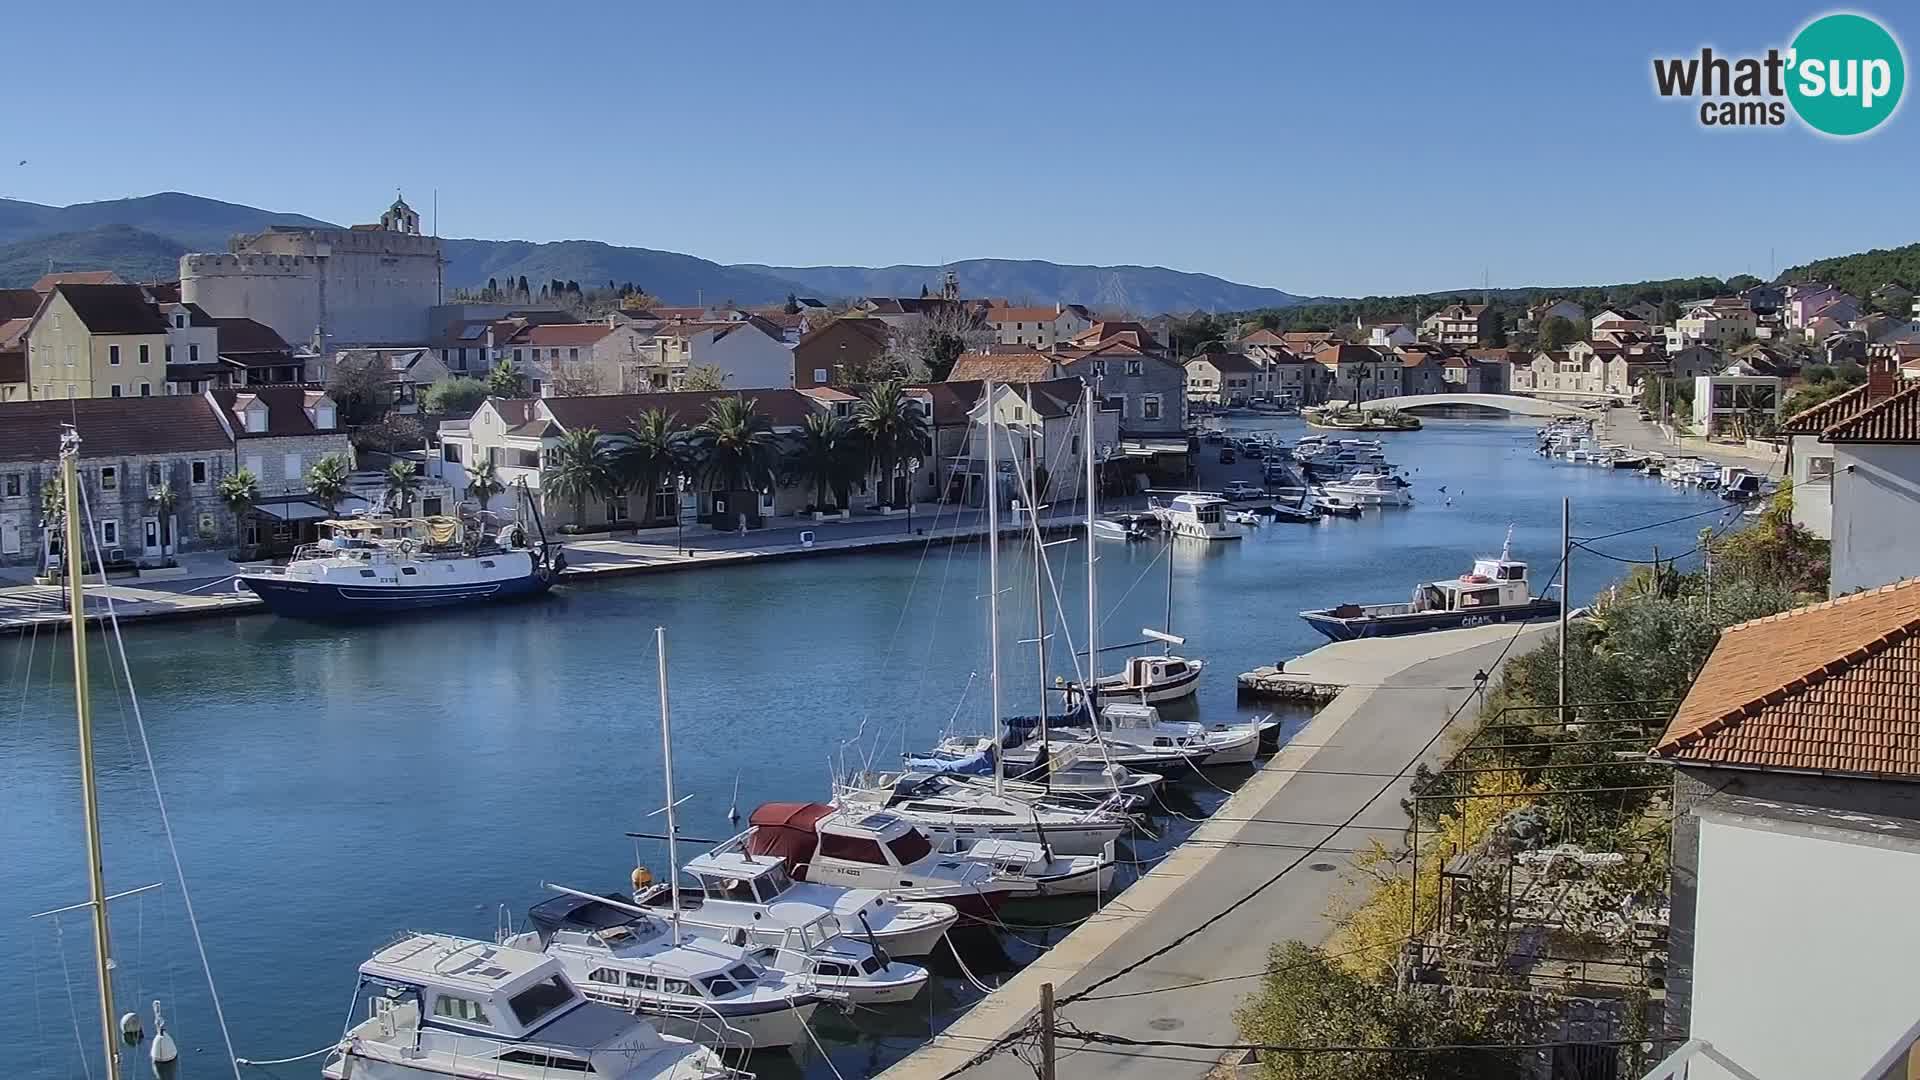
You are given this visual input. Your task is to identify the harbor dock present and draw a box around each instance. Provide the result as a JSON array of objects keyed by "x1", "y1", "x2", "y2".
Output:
[{"x1": 880, "y1": 621, "x2": 1554, "y2": 1080}]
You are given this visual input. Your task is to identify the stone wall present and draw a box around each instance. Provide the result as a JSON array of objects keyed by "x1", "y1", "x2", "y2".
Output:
[
  {"x1": 182, "y1": 226, "x2": 442, "y2": 350},
  {"x1": 0, "y1": 452, "x2": 235, "y2": 567}
]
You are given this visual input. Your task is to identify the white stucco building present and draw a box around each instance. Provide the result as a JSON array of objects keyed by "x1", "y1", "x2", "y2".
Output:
[{"x1": 1781, "y1": 365, "x2": 1920, "y2": 594}]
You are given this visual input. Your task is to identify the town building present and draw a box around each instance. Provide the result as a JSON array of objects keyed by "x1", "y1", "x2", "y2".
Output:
[
  {"x1": 1391, "y1": 344, "x2": 1451, "y2": 396},
  {"x1": 1053, "y1": 331, "x2": 1185, "y2": 440},
  {"x1": 181, "y1": 196, "x2": 442, "y2": 351},
  {"x1": 1690, "y1": 371, "x2": 1780, "y2": 437},
  {"x1": 792, "y1": 317, "x2": 891, "y2": 389},
  {"x1": 24, "y1": 283, "x2": 220, "y2": 401},
  {"x1": 1590, "y1": 306, "x2": 1651, "y2": 337},
  {"x1": 986, "y1": 303, "x2": 1092, "y2": 348},
  {"x1": 330, "y1": 348, "x2": 453, "y2": 413},
  {"x1": 209, "y1": 317, "x2": 304, "y2": 387},
  {"x1": 638, "y1": 317, "x2": 793, "y2": 391},
  {"x1": 1365, "y1": 322, "x2": 1416, "y2": 349},
  {"x1": 1522, "y1": 298, "x2": 1586, "y2": 331},
  {"x1": 209, "y1": 386, "x2": 357, "y2": 555},
  {"x1": 0, "y1": 395, "x2": 241, "y2": 568},
  {"x1": 0, "y1": 290, "x2": 33, "y2": 401},
  {"x1": 1780, "y1": 362, "x2": 1920, "y2": 594},
  {"x1": 1315, "y1": 343, "x2": 1401, "y2": 402},
  {"x1": 1668, "y1": 299, "x2": 1757, "y2": 351},
  {"x1": 1653, "y1": 579, "x2": 1920, "y2": 1080},
  {"x1": 1419, "y1": 303, "x2": 1493, "y2": 347},
  {"x1": 1183, "y1": 350, "x2": 1259, "y2": 406}
]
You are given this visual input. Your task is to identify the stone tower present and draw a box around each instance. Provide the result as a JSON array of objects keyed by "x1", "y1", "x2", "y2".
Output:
[{"x1": 380, "y1": 194, "x2": 421, "y2": 235}]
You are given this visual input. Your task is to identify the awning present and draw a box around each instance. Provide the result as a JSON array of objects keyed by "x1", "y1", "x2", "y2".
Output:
[{"x1": 253, "y1": 501, "x2": 331, "y2": 522}]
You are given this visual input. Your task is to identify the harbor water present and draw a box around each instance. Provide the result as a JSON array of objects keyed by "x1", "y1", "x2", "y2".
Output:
[{"x1": 0, "y1": 417, "x2": 1735, "y2": 1079}]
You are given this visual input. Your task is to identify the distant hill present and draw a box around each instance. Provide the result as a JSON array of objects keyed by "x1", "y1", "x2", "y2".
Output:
[
  {"x1": 0, "y1": 225, "x2": 187, "y2": 288},
  {"x1": 441, "y1": 238, "x2": 805, "y2": 307},
  {"x1": 0, "y1": 192, "x2": 335, "y2": 251},
  {"x1": 1777, "y1": 242, "x2": 1920, "y2": 306},
  {"x1": 743, "y1": 259, "x2": 1311, "y2": 314}
]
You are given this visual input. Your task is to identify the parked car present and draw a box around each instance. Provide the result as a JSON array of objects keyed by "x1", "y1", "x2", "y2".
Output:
[
  {"x1": 1219, "y1": 447, "x2": 1236, "y2": 464},
  {"x1": 1222, "y1": 480, "x2": 1263, "y2": 500}
]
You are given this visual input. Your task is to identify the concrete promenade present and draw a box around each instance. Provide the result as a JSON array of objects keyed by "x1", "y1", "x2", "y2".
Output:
[
  {"x1": 880, "y1": 621, "x2": 1554, "y2": 1080},
  {"x1": 0, "y1": 502, "x2": 1074, "y2": 633},
  {"x1": 1598, "y1": 407, "x2": 1787, "y2": 478}
]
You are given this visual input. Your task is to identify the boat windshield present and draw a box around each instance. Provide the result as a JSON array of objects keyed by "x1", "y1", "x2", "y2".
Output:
[
  {"x1": 886, "y1": 830, "x2": 932, "y2": 865},
  {"x1": 757, "y1": 864, "x2": 793, "y2": 896},
  {"x1": 507, "y1": 975, "x2": 576, "y2": 1028}
]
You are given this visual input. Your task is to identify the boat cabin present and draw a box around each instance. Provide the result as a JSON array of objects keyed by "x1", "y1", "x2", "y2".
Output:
[
  {"x1": 1166, "y1": 494, "x2": 1226, "y2": 524},
  {"x1": 745, "y1": 803, "x2": 936, "y2": 873},
  {"x1": 1118, "y1": 655, "x2": 1192, "y2": 688},
  {"x1": 524, "y1": 894, "x2": 775, "y2": 1005},
  {"x1": 355, "y1": 933, "x2": 587, "y2": 1042},
  {"x1": 1411, "y1": 553, "x2": 1531, "y2": 613}
]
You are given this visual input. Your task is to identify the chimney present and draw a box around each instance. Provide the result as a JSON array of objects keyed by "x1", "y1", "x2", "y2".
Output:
[{"x1": 1868, "y1": 356, "x2": 1897, "y2": 402}]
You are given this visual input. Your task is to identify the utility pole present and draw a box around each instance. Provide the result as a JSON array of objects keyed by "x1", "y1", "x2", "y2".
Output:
[
  {"x1": 1040, "y1": 982, "x2": 1057, "y2": 1080},
  {"x1": 1559, "y1": 497, "x2": 1570, "y2": 727}
]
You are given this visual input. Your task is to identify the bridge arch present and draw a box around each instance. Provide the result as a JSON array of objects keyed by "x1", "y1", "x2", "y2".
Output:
[{"x1": 1358, "y1": 393, "x2": 1593, "y2": 418}]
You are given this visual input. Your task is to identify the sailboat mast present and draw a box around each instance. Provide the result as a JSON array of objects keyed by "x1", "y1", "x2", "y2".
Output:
[
  {"x1": 1163, "y1": 533, "x2": 1174, "y2": 652},
  {"x1": 655, "y1": 626, "x2": 682, "y2": 945},
  {"x1": 1031, "y1": 494, "x2": 1050, "y2": 788},
  {"x1": 62, "y1": 431, "x2": 120, "y2": 1080},
  {"x1": 984, "y1": 383, "x2": 1005, "y2": 797},
  {"x1": 1082, "y1": 383, "x2": 1099, "y2": 723}
]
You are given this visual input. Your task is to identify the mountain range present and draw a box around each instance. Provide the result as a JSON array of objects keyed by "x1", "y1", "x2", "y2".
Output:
[{"x1": 0, "y1": 193, "x2": 1310, "y2": 313}]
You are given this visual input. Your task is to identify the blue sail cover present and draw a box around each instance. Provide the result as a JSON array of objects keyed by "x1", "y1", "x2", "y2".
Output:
[{"x1": 902, "y1": 744, "x2": 995, "y2": 776}]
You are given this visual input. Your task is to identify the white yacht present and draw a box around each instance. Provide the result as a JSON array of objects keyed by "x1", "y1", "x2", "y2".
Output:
[
  {"x1": 630, "y1": 855, "x2": 931, "y2": 1005},
  {"x1": 835, "y1": 772, "x2": 1132, "y2": 856},
  {"x1": 503, "y1": 891, "x2": 820, "y2": 1051},
  {"x1": 914, "y1": 737, "x2": 1163, "y2": 805},
  {"x1": 1097, "y1": 702, "x2": 1263, "y2": 767},
  {"x1": 1319, "y1": 471, "x2": 1413, "y2": 507},
  {"x1": 322, "y1": 934, "x2": 730, "y2": 1080},
  {"x1": 1148, "y1": 493, "x2": 1246, "y2": 540},
  {"x1": 634, "y1": 849, "x2": 957, "y2": 958},
  {"x1": 1074, "y1": 652, "x2": 1204, "y2": 705},
  {"x1": 729, "y1": 803, "x2": 1039, "y2": 917},
  {"x1": 942, "y1": 838, "x2": 1118, "y2": 898}
]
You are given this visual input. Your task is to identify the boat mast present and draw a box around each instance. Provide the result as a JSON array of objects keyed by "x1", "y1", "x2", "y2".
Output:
[
  {"x1": 1031, "y1": 480, "x2": 1050, "y2": 790},
  {"x1": 655, "y1": 626, "x2": 682, "y2": 945},
  {"x1": 1162, "y1": 531, "x2": 1175, "y2": 654},
  {"x1": 983, "y1": 382, "x2": 1005, "y2": 797},
  {"x1": 1082, "y1": 382, "x2": 1099, "y2": 724},
  {"x1": 62, "y1": 428, "x2": 121, "y2": 1080}
]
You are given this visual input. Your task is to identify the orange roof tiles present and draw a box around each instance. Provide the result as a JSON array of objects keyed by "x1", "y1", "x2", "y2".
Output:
[
  {"x1": 1822, "y1": 382, "x2": 1920, "y2": 443},
  {"x1": 1655, "y1": 578, "x2": 1920, "y2": 778},
  {"x1": 1779, "y1": 383, "x2": 1870, "y2": 435},
  {"x1": 947, "y1": 352, "x2": 1059, "y2": 384}
]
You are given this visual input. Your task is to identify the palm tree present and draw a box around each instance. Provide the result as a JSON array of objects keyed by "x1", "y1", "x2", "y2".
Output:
[
  {"x1": 466, "y1": 460, "x2": 506, "y2": 512},
  {"x1": 384, "y1": 460, "x2": 422, "y2": 514},
  {"x1": 217, "y1": 470, "x2": 260, "y2": 554},
  {"x1": 852, "y1": 381, "x2": 930, "y2": 509},
  {"x1": 305, "y1": 453, "x2": 351, "y2": 517},
  {"x1": 616, "y1": 408, "x2": 687, "y2": 525},
  {"x1": 147, "y1": 481, "x2": 179, "y2": 563},
  {"x1": 546, "y1": 427, "x2": 617, "y2": 528},
  {"x1": 487, "y1": 359, "x2": 529, "y2": 398},
  {"x1": 691, "y1": 396, "x2": 779, "y2": 506},
  {"x1": 783, "y1": 411, "x2": 862, "y2": 511}
]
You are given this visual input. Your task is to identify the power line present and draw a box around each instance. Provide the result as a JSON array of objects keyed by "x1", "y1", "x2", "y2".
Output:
[
  {"x1": 1572, "y1": 502, "x2": 1736, "y2": 542},
  {"x1": 1053, "y1": 1023, "x2": 1680, "y2": 1056},
  {"x1": 1054, "y1": 555, "x2": 1565, "y2": 1010}
]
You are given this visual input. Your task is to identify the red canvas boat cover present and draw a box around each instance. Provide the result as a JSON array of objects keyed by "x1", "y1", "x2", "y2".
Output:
[{"x1": 745, "y1": 802, "x2": 832, "y2": 877}]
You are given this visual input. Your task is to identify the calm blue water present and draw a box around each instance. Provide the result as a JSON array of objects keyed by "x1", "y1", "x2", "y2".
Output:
[{"x1": 0, "y1": 418, "x2": 1728, "y2": 1079}]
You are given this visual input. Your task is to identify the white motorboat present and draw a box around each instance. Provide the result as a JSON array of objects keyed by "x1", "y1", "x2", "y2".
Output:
[
  {"x1": 323, "y1": 933, "x2": 731, "y2": 1080},
  {"x1": 729, "y1": 803, "x2": 1038, "y2": 917},
  {"x1": 915, "y1": 737, "x2": 1164, "y2": 804},
  {"x1": 630, "y1": 857, "x2": 930, "y2": 1006},
  {"x1": 836, "y1": 771, "x2": 1132, "y2": 856},
  {"x1": 236, "y1": 511, "x2": 563, "y2": 618},
  {"x1": 635, "y1": 848, "x2": 957, "y2": 958},
  {"x1": 504, "y1": 890, "x2": 821, "y2": 1051},
  {"x1": 1096, "y1": 701, "x2": 1263, "y2": 767},
  {"x1": 1148, "y1": 493, "x2": 1246, "y2": 540},
  {"x1": 1091, "y1": 512, "x2": 1159, "y2": 541},
  {"x1": 943, "y1": 838, "x2": 1118, "y2": 898},
  {"x1": 1320, "y1": 471, "x2": 1412, "y2": 507},
  {"x1": 1071, "y1": 652, "x2": 1204, "y2": 705},
  {"x1": 999, "y1": 728, "x2": 1212, "y2": 776}
]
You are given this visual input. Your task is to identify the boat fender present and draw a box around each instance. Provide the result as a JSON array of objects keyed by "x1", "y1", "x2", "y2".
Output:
[
  {"x1": 397, "y1": 538, "x2": 416, "y2": 556},
  {"x1": 149, "y1": 1001, "x2": 178, "y2": 1065},
  {"x1": 120, "y1": 1011, "x2": 143, "y2": 1043},
  {"x1": 631, "y1": 866, "x2": 653, "y2": 890}
]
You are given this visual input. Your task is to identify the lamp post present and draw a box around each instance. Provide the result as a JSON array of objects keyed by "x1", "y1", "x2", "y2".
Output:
[
  {"x1": 675, "y1": 473, "x2": 687, "y2": 557},
  {"x1": 905, "y1": 457, "x2": 922, "y2": 534}
]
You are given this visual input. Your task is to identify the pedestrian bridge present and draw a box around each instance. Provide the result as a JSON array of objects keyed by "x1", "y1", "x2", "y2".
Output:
[{"x1": 1362, "y1": 393, "x2": 1593, "y2": 418}]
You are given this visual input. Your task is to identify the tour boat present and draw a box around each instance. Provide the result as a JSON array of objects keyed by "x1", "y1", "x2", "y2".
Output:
[
  {"x1": 835, "y1": 772, "x2": 1133, "y2": 856},
  {"x1": 1299, "y1": 532, "x2": 1561, "y2": 642},
  {"x1": 1319, "y1": 471, "x2": 1413, "y2": 507},
  {"x1": 1148, "y1": 493, "x2": 1245, "y2": 540},
  {"x1": 503, "y1": 890, "x2": 821, "y2": 1051},
  {"x1": 323, "y1": 933, "x2": 730, "y2": 1080},
  {"x1": 237, "y1": 512, "x2": 564, "y2": 618},
  {"x1": 942, "y1": 838, "x2": 1119, "y2": 898},
  {"x1": 630, "y1": 856, "x2": 930, "y2": 1004},
  {"x1": 728, "y1": 803, "x2": 1038, "y2": 917}
]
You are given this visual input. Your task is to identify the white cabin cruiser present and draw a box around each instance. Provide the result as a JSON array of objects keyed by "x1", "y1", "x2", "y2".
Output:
[
  {"x1": 237, "y1": 512, "x2": 563, "y2": 618},
  {"x1": 1319, "y1": 471, "x2": 1412, "y2": 507},
  {"x1": 913, "y1": 737, "x2": 1163, "y2": 806},
  {"x1": 634, "y1": 848, "x2": 957, "y2": 958},
  {"x1": 503, "y1": 891, "x2": 820, "y2": 1051},
  {"x1": 729, "y1": 803, "x2": 1038, "y2": 917},
  {"x1": 322, "y1": 933, "x2": 730, "y2": 1080},
  {"x1": 1096, "y1": 701, "x2": 1263, "y2": 767},
  {"x1": 835, "y1": 772, "x2": 1132, "y2": 856},
  {"x1": 630, "y1": 855, "x2": 930, "y2": 1005},
  {"x1": 943, "y1": 837, "x2": 1118, "y2": 898},
  {"x1": 1070, "y1": 652, "x2": 1204, "y2": 705},
  {"x1": 1148, "y1": 493, "x2": 1245, "y2": 540}
]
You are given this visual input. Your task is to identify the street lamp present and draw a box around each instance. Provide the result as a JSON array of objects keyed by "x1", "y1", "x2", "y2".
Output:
[
  {"x1": 675, "y1": 473, "x2": 688, "y2": 557},
  {"x1": 905, "y1": 457, "x2": 922, "y2": 534}
]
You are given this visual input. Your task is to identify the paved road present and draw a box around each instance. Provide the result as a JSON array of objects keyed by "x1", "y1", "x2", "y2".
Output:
[{"x1": 884, "y1": 623, "x2": 1552, "y2": 1080}]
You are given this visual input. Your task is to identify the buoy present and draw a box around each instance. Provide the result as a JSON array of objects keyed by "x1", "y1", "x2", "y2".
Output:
[
  {"x1": 631, "y1": 866, "x2": 654, "y2": 890},
  {"x1": 120, "y1": 1011, "x2": 144, "y2": 1043},
  {"x1": 149, "y1": 1001, "x2": 178, "y2": 1066}
]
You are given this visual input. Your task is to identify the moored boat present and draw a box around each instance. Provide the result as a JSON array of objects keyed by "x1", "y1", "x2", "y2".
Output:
[{"x1": 1299, "y1": 530, "x2": 1560, "y2": 641}]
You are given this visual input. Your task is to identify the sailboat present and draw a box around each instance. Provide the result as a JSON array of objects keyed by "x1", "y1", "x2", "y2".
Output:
[{"x1": 1065, "y1": 536, "x2": 1204, "y2": 705}]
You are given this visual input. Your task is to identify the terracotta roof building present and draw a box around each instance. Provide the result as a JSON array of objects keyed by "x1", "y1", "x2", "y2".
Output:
[
  {"x1": 947, "y1": 352, "x2": 1061, "y2": 384},
  {"x1": 1781, "y1": 360, "x2": 1920, "y2": 592}
]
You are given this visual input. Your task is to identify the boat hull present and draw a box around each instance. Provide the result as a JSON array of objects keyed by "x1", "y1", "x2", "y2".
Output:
[
  {"x1": 239, "y1": 569, "x2": 552, "y2": 618},
  {"x1": 1300, "y1": 599, "x2": 1561, "y2": 642}
]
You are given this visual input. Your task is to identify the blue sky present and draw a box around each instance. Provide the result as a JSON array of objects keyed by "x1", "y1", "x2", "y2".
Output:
[{"x1": 5, "y1": 0, "x2": 1915, "y2": 296}]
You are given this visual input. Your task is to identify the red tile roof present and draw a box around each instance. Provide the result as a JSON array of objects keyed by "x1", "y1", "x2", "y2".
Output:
[
  {"x1": 0, "y1": 395, "x2": 233, "y2": 461},
  {"x1": 0, "y1": 289, "x2": 43, "y2": 320},
  {"x1": 539, "y1": 389, "x2": 820, "y2": 433},
  {"x1": 1821, "y1": 383, "x2": 1920, "y2": 443},
  {"x1": 1188, "y1": 350, "x2": 1259, "y2": 374},
  {"x1": 504, "y1": 322, "x2": 614, "y2": 348},
  {"x1": 33, "y1": 270, "x2": 123, "y2": 292},
  {"x1": 1655, "y1": 578, "x2": 1920, "y2": 778},
  {"x1": 948, "y1": 352, "x2": 1060, "y2": 383}
]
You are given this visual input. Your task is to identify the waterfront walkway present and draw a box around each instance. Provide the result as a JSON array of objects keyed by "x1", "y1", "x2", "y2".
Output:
[
  {"x1": 880, "y1": 621, "x2": 1554, "y2": 1080},
  {"x1": 0, "y1": 503, "x2": 1071, "y2": 633},
  {"x1": 1598, "y1": 407, "x2": 1787, "y2": 477}
]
